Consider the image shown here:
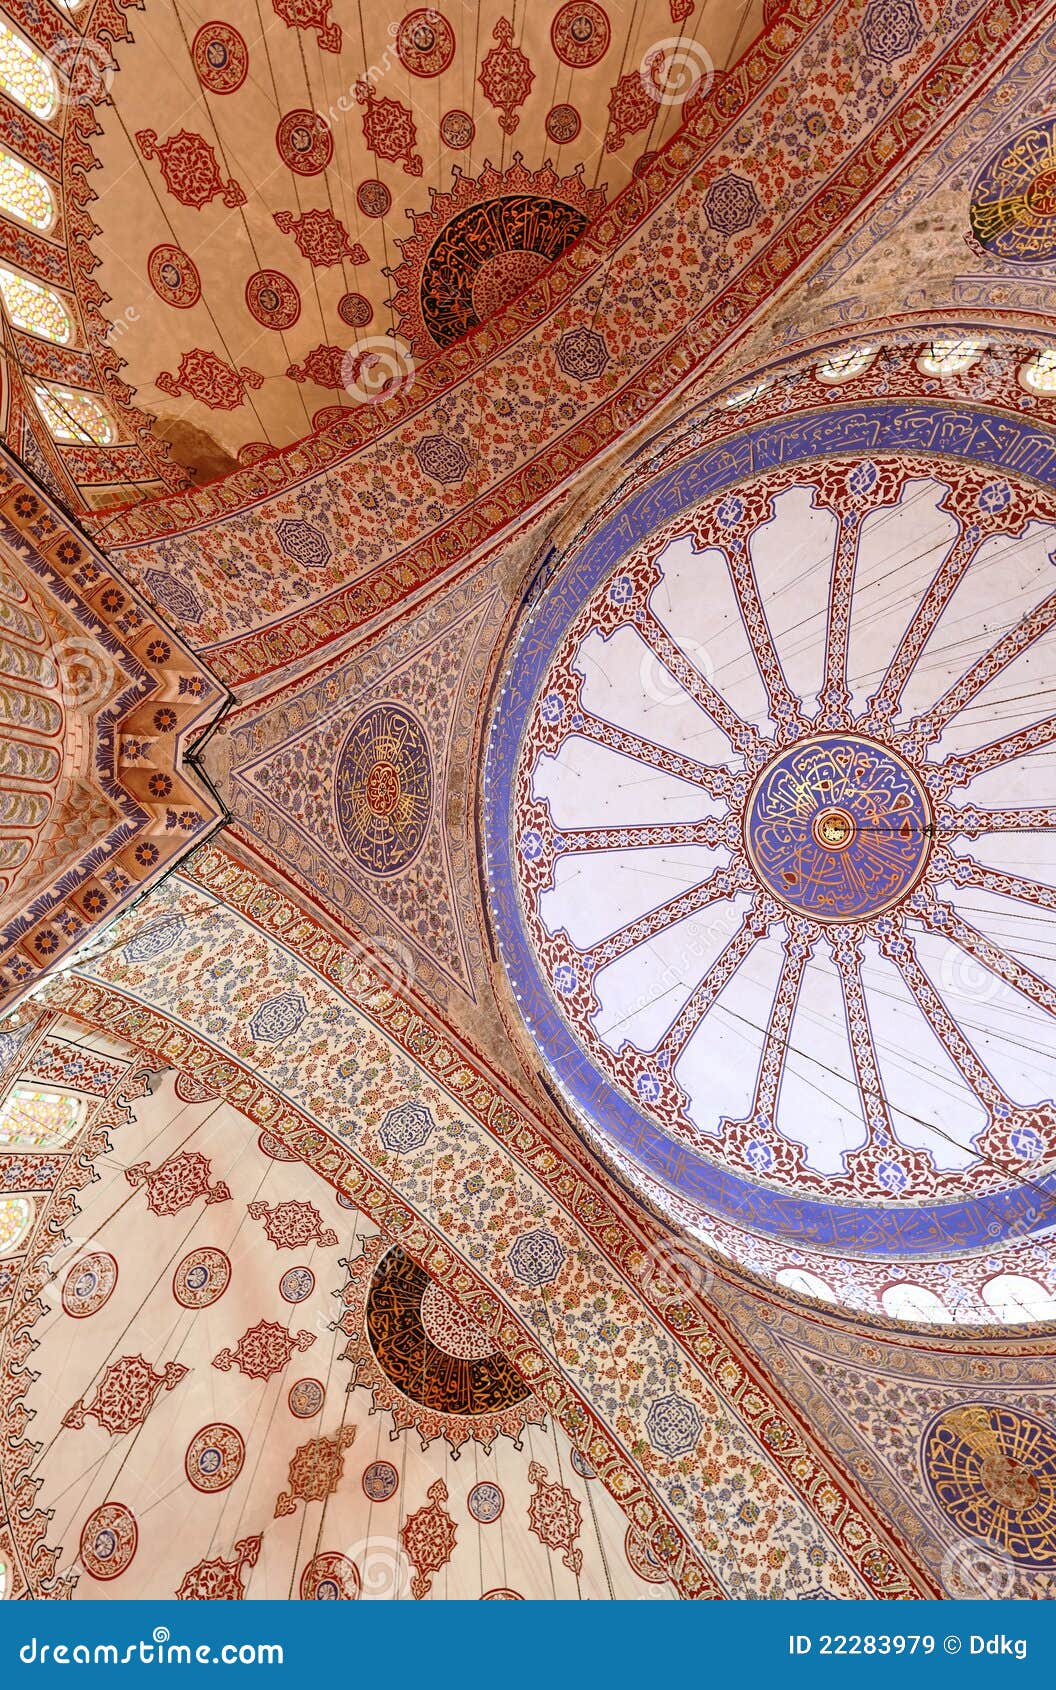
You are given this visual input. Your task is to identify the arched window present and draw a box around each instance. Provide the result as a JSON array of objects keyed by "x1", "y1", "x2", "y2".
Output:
[
  {"x1": 0, "y1": 1085, "x2": 84, "y2": 1150},
  {"x1": 881, "y1": 1283, "x2": 952, "y2": 1324},
  {"x1": 815, "y1": 344, "x2": 877, "y2": 385},
  {"x1": 775, "y1": 1266, "x2": 836, "y2": 1303},
  {"x1": 0, "y1": 268, "x2": 72, "y2": 344},
  {"x1": 725, "y1": 378, "x2": 773, "y2": 409},
  {"x1": 0, "y1": 149, "x2": 55, "y2": 230},
  {"x1": 0, "y1": 22, "x2": 59, "y2": 120},
  {"x1": 1019, "y1": 349, "x2": 1056, "y2": 396},
  {"x1": 981, "y1": 1273, "x2": 1056, "y2": 1325},
  {"x1": 32, "y1": 384, "x2": 115, "y2": 445},
  {"x1": 0, "y1": 1194, "x2": 33, "y2": 1256},
  {"x1": 917, "y1": 336, "x2": 987, "y2": 377}
]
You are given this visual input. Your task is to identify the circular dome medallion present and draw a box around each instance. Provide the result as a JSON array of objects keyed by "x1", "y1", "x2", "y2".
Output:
[
  {"x1": 551, "y1": 3, "x2": 611, "y2": 68},
  {"x1": 970, "y1": 119, "x2": 1056, "y2": 265},
  {"x1": 185, "y1": 1423, "x2": 245, "y2": 1493},
  {"x1": 922, "y1": 1405, "x2": 1056, "y2": 1568},
  {"x1": 288, "y1": 1377, "x2": 324, "y2": 1418},
  {"x1": 192, "y1": 22, "x2": 248, "y2": 94},
  {"x1": 395, "y1": 9, "x2": 455, "y2": 76},
  {"x1": 334, "y1": 704, "x2": 432, "y2": 876},
  {"x1": 338, "y1": 292, "x2": 373, "y2": 329},
  {"x1": 745, "y1": 735, "x2": 932, "y2": 921},
  {"x1": 483, "y1": 413, "x2": 1056, "y2": 1260},
  {"x1": 440, "y1": 109, "x2": 475, "y2": 149},
  {"x1": 80, "y1": 1503, "x2": 137, "y2": 1581},
  {"x1": 245, "y1": 269, "x2": 300, "y2": 330},
  {"x1": 62, "y1": 1251, "x2": 117, "y2": 1318},
  {"x1": 276, "y1": 110, "x2": 333, "y2": 175},
  {"x1": 173, "y1": 1246, "x2": 231, "y2": 1309},
  {"x1": 147, "y1": 244, "x2": 201, "y2": 309}
]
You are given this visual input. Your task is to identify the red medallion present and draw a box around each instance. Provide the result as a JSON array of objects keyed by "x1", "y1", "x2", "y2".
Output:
[
  {"x1": 245, "y1": 269, "x2": 301, "y2": 330},
  {"x1": 395, "y1": 10, "x2": 455, "y2": 77},
  {"x1": 276, "y1": 109, "x2": 333, "y2": 175},
  {"x1": 191, "y1": 22, "x2": 249, "y2": 93},
  {"x1": 551, "y1": 4, "x2": 610, "y2": 68},
  {"x1": 147, "y1": 244, "x2": 201, "y2": 309},
  {"x1": 80, "y1": 1503, "x2": 138, "y2": 1581}
]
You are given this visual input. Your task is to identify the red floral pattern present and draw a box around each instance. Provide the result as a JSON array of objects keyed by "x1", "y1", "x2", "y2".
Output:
[
  {"x1": 274, "y1": 1426, "x2": 357, "y2": 1517},
  {"x1": 212, "y1": 1319, "x2": 316, "y2": 1382},
  {"x1": 135, "y1": 130, "x2": 246, "y2": 209},
  {"x1": 527, "y1": 1461, "x2": 583, "y2": 1573},
  {"x1": 177, "y1": 1535, "x2": 261, "y2": 1601},
  {"x1": 246, "y1": 1197, "x2": 338, "y2": 1248},
  {"x1": 271, "y1": 0, "x2": 340, "y2": 52},
  {"x1": 354, "y1": 81, "x2": 423, "y2": 176},
  {"x1": 478, "y1": 17, "x2": 534, "y2": 136},
  {"x1": 156, "y1": 351, "x2": 264, "y2": 412},
  {"x1": 273, "y1": 209, "x2": 367, "y2": 268},
  {"x1": 63, "y1": 1355, "x2": 188, "y2": 1436},
  {"x1": 400, "y1": 1478, "x2": 457, "y2": 1599},
  {"x1": 125, "y1": 1150, "x2": 231, "y2": 1214}
]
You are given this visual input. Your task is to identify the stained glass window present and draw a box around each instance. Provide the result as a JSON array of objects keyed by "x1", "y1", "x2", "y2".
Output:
[
  {"x1": 1019, "y1": 349, "x2": 1056, "y2": 395},
  {"x1": 0, "y1": 23, "x2": 59, "y2": 119},
  {"x1": 0, "y1": 1556, "x2": 7, "y2": 1600},
  {"x1": 981, "y1": 1273, "x2": 1056, "y2": 1325},
  {"x1": 0, "y1": 267, "x2": 72, "y2": 343},
  {"x1": 815, "y1": 344, "x2": 877, "y2": 384},
  {"x1": 0, "y1": 149, "x2": 55, "y2": 230},
  {"x1": 774, "y1": 1266, "x2": 836, "y2": 1302},
  {"x1": 917, "y1": 335, "x2": 987, "y2": 376},
  {"x1": 0, "y1": 1085, "x2": 83, "y2": 1150},
  {"x1": 724, "y1": 378, "x2": 773, "y2": 409},
  {"x1": 32, "y1": 383, "x2": 115, "y2": 445},
  {"x1": 881, "y1": 1284, "x2": 952, "y2": 1324},
  {"x1": 0, "y1": 1194, "x2": 33, "y2": 1256}
]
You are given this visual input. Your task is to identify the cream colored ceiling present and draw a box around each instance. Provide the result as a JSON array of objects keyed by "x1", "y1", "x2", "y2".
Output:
[{"x1": 88, "y1": 0, "x2": 764, "y2": 476}]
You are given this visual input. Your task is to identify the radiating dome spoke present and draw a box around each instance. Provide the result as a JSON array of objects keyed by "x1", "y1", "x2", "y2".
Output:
[
  {"x1": 656, "y1": 906, "x2": 766, "y2": 1067},
  {"x1": 863, "y1": 524, "x2": 1009, "y2": 730},
  {"x1": 904, "y1": 583, "x2": 1056, "y2": 751},
  {"x1": 878, "y1": 926, "x2": 1011, "y2": 1121},
  {"x1": 690, "y1": 517, "x2": 804, "y2": 739},
  {"x1": 742, "y1": 933, "x2": 813, "y2": 1129},
  {"x1": 938, "y1": 802, "x2": 1056, "y2": 839},
  {"x1": 938, "y1": 848, "x2": 1056, "y2": 914},
  {"x1": 635, "y1": 606, "x2": 769, "y2": 765},
  {"x1": 918, "y1": 895, "x2": 1056, "y2": 1019},
  {"x1": 574, "y1": 855, "x2": 751, "y2": 972},
  {"x1": 931, "y1": 711, "x2": 1056, "y2": 797},
  {"x1": 541, "y1": 706, "x2": 740, "y2": 804}
]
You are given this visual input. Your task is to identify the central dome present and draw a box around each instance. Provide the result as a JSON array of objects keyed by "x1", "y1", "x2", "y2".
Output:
[
  {"x1": 483, "y1": 405, "x2": 1056, "y2": 1261},
  {"x1": 744, "y1": 733, "x2": 933, "y2": 921}
]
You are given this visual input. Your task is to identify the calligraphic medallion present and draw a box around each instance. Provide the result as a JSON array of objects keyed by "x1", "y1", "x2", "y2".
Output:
[
  {"x1": 922, "y1": 1405, "x2": 1056, "y2": 1568},
  {"x1": 745, "y1": 734, "x2": 932, "y2": 921},
  {"x1": 334, "y1": 704, "x2": 431, "y2": 876},
  {"x1": 970, "y1": 120, "x2": 1056, "y2": 265}
]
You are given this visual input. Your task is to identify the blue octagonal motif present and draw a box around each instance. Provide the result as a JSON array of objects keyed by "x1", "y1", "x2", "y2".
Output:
[
  {"x1": 379, "y1": 1101, "x2": 435, "y2": 1155},
  {"x1": 508, "y1": 1228, "x2": 565, "y2": 1287},
  {"x1": 645, "y1": 1393, "x2": 702, "y2": 1458},
  {"x1": 248, "y1": 990, "x2": 307, "y2": 1043}
]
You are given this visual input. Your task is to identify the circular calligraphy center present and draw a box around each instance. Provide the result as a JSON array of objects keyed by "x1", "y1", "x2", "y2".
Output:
[
  {"x1": 812, "y1": 806, "x2": 856, "y2": 851},
  {"x1": 470, "y1": 249, "x2": 550, "y2": 323},
  {"x1": 419, "y1": 1281, "x2": 497, "y2": 1361},
  {"x1": 981, "y1": 1454, "x2": 1041, "y2": 1511},
  {"x1": 745, "y1": 734, "x2": 932, "y2": 922},
  {"x1": 364, "y1": 760, "x2": 401, "y2": 817},
  {"x1": 1028, "y1": 167, "x2": 1056, "y2": 218}
]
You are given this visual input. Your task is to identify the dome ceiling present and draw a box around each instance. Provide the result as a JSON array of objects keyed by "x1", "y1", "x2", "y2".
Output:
[
  {"x1": 484, "y1": 397, "x2": 1056, "y2": 1264},
  {"x1": 86, "y1": 0, "x2": 764, "y2": 475}
]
